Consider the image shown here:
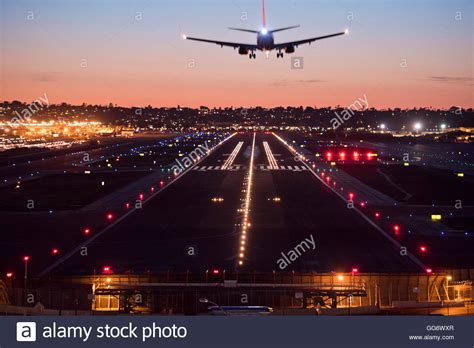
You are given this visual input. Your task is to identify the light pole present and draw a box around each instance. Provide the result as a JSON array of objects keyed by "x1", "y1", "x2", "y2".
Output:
[{"x1": 199, "y1": 298, "x2": 228, "y2": 315}]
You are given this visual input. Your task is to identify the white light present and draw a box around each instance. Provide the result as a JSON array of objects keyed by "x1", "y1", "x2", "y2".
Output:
[
  {"x1": 181, "y1": 34, "x2": 187, "y2": 40},
  {"x1": 414, "y1": 122, "x2": 422, "y2": 131},
  {"x1": 261, "y1": 28, "x2": 268, "y2": 35},
  {"x1": 344, "y1": 28, "x2": 349, "y2": 35},
  {"x1": 380, "y1": 124, "x2": 386, "y2": 130},
  {"x1": 440, "y1": 124, "x2": 447, "y2": 130}
]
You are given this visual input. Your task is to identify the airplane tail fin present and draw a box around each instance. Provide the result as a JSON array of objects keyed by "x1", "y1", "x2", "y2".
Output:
[
  {"x1": 270, "y1": 25, "x2": 300, "y2": 33},
  {"x1": 262, "y1": 0, "x2": 266, "y2": 28}
]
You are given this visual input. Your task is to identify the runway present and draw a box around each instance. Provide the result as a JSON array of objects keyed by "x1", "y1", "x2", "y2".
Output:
[{"x1": 49, "y1": 132, "x2": 421, "y2": 275}]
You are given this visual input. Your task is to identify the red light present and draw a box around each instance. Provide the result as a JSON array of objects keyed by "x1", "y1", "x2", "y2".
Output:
[
  {"x1": 349, "y1": 193, "x2": 354, "y2": 200},
  {"x1": 106, "y1": 213, "x2": 113, "y2": 220},
  {"x1": 352, "y1": 268, "x2": 359, "y2": 273},
  {"x1": 84, "y1": 228, "x2": 91, "y2": 235},
  {"x1": 393, "y1": 225, "x2": 400, "y2": 234},
  {"x1": 150, "y1": 186, "x2": 155, "y2": 192},
  {"x1": 326, "y1": 176, "x2": 331, "y2": 183},
  {"x1": 125, "y1": 203, "x2": 130, "y2": 209},
  {"x1": 420, "y1": 245, "x2": 427, "y2": 253},
  {"x1": 102, "y1": 266, "x2": 112, "y2": 274},
  {"x1": 367, "y1": 152, "x2": 374, "y2": 160},
  {"x1": 339, "y1": 152, "x2": 346, "y2": 160},
  {"x1": 360, "y1": 202, "x2": 366, "y2": 207},
  {"x1": 212, "y1": 269, "x2": 220, "y2": 275},
  {"x1": 375, "y1": 212, "x2": 380, "y2": 218},
  {"x1": 160, "y1": 180, "x2": 164, "y2": 186},
  {"x1": 353, "y1": 151, "x2": 360, "y2": 160},
  {"x1": 426, "y1": 268, "x2": 432, "y2": 274},
  {"x1": 139, "y1": 193, "x2": 144, "y2": 200},
  {"x1": 23, "y1": 256, "x2": 30, "y2": 262},
  {"x1": 52, "y1": 248, "x2": 59, "y2": 255},
  {"x1": 6, "y1": 272, "x2": 13, "y2": 278},
  {"x1": 321, "y1": 172, "x2": 325, "y2": 177},
  {"x1": 326, "y1": 152, "x2": 332, "y2": 160}
]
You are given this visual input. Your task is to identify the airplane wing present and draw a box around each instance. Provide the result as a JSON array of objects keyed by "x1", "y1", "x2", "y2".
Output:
[
  {"x1": 185, "y1": 36, "x2": 258, "y2": 50},
  {"x1": 274, "y1": 31, "x2": 347, "y2": 49}
]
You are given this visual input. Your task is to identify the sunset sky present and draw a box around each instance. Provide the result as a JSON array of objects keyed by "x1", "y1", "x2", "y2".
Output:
[{"x1": 1, "y1": 0, "x2": 472, "y2": 108}]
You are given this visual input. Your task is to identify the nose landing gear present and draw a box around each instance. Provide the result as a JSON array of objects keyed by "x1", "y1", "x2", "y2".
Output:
[{"x1": 277, "y1": 51, "x2": 284, "y2": 58}]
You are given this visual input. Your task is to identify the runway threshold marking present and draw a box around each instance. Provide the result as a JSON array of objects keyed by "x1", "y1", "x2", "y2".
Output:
[
  {"x1": 221, "y1": 141, "x2": 244, "y2": 170},
  {"x1": 38, "y1": 133, "x2": 237, "y2": 276},
  {"x1": 263, "y1": 141, "x2": 278, "y2": 169},
  {"x1": 272, "y1": 132, "x2": 427, "y2": 271}
]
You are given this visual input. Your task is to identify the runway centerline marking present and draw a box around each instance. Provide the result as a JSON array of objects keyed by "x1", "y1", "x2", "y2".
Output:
[{"x1": 237, "y1": 133, "x2": 256, "y2": 268}]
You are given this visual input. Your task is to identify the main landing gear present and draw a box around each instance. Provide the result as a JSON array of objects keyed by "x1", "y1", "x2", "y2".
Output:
[{"x1": 248, "y1": 52, "x2": 256, "y2": 59}]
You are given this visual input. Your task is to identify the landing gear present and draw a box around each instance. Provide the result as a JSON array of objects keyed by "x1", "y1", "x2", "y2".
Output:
[
  {"x1": 248, "y1": 52, "x2": 256, "y2": 59},
  {"x1": 277, "y1": 51, "x2": 284, "y2": 58}
]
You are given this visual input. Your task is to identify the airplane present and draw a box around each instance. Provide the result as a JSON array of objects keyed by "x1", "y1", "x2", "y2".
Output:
[{"x1": 183, "y1": 0, "x2": 349, "y2": 59}]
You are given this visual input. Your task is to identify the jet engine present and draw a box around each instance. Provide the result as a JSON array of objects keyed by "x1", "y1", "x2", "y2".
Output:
[
  {"x1": 285, "y1": 45, "x2": 295, "y2": 53},
  {"x1": 238, "y1": 47, "x2": 249, "y2": 55}
]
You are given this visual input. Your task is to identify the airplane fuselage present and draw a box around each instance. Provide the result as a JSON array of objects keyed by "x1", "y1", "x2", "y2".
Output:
[{"x1": 257, "y1": 32, "x2": 275, "y2": 50}]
